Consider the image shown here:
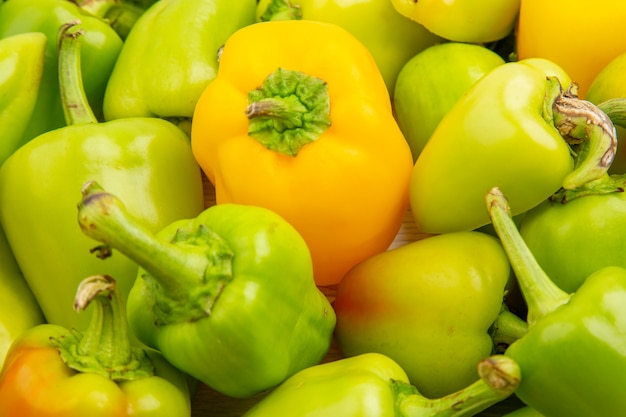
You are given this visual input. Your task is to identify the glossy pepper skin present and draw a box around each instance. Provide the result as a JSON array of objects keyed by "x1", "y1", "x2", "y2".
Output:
[
  {"x1": 244, "y1": 353, "x2": 521, "y2": 417},
  {"x1": 333, "y1": 231, "x2": 512, "y2": 398},
  {"x1": 0, "y1": 23, "x2": 204, "y2": 331},
  {"x1": 0, "y1": 32, "x2": 45, "y2": 166},
  {"x1": 410, "y1": 59, "x2": 615, "y2": 234},
  {"x1": 0, "y1": 275, "x2": 191, "y2": 417},
  {"x1": 0, "y1": 0, "x2": 123, "y2": 144},
  {"x1": 503, "y1": 407, "x2": 545, "y2": 417},
  {"x1": 393, "y1": 42, "x2": 505, "y2": 161},
  {"x1": 256, "y1": 0, "x2": 442, "y2": 95},
  {"x1": 516, "y1": 0, "x2": 626, "y2": 98},
  {"x1": 0, "y1": 225, "x2": 44, "y2": 368},
  {"x1": 390, "y1": 0, "x2": 520, "y2": 43},
  {"x1": 487, "y1": 187, "x2": 626, "y2": 416},
  {"x1": 76, "y1": 182, "x2": 336, "y2": 399},
  {"x1": 103, "y1": 0, "x2": 257, "y2": 132},
  {"x1": 191, "y1": 20, "x2": 413, "y2": 286}
]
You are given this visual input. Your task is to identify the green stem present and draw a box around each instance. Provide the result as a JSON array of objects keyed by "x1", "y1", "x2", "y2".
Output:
[
  {"x1": 258, "y1": 0, "x2": 303, "y2": 21},
  {"x1": 598, "y1": 97, "x2": 626, "y2": 129},
  {"x1": 486, "y1": 188, "x2": 571, "y2": 327},
  {"x1": 489, "y1": 305, "x2": 529, "y2": 353},
  {"x1": 75, "y1": 0, "x2": 146, "y2": 40},
  {"x1": 52, "y1": 275, "x2": 154, "y2": 380},
  {"x1": 77, "y1": 180, "x2": 233, "y2": 324},
  {"x1": 57, "y1": 21, "x2": 98, "y2": 126},
  {"x1": 398, "y1": 355, "x2": 521, "y2": 417},
  {"x1": 550, "y1": 173, "x2": 626, "y2": 203},
  {"x1": 547, "y1": 77, "x2": 617, "y2": 190}
]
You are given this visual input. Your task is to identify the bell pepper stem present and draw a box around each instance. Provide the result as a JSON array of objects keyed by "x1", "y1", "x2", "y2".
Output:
[
  {"x1": 58, "y1": 21, "x2": 99, "y2": 126},
  {"x1": 489, "y1": 305, "x2": 529, "y2": 353},
  {"x1": 258, "y1": 0, "x2": 303, "y2": 21},
  {"x1": 398, "y1": 355, "x2": 521, "y2": 417},
  {"x1": 550, "y1": 173, "x2": 626, "y2": 203},
  {"x1": 73, "y1": 0, "x2": 145, "y2": 39},
  {"x1": 547, "y1": 77, "x2": 618, "y2": 190},
  {"x1": 77, "y1": 180, "x2": 233, "y2": 324},
  {"x1": 52, "y1": 274, "x2": 154, "y2": 380},
  {"x1": 486, "y1": 187, "x2": 571, "y2": 327},
  {"x1": 597, "y1": 97, "x2": 626, "y2": 129}
]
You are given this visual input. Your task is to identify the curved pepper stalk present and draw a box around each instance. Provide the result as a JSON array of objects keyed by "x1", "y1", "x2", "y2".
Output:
[{"x1": 76, "y1": 180, "x2": 336, "y2": 398}]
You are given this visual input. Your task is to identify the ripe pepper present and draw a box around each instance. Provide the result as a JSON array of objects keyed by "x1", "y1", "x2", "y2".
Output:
[
  {"x1": 0, "y1": 0, "x2": 123, "y2": 144},
  {"x1": 76, "y1": 181, "x2": 336, "y2": 398},
  {"x1": 0, "y1": 22, "x2": 204, "y2": 331},
  {"x1": 332, "y1": 230, "x2": 519, "y2": 399},
  {"x1": 390, "y1": 0, "x2": 520, "y2": 43},
  {"x1": 102, "y1": 0, "x2": 257, "y2": 133},
  {"x1": 191, "y1": 20, "x2": 413, "y2": 286},
  {"x1": 0, "y1": 274, "x2": 191, "y2": 416},
  {"x1": 516, "y1": 0, "x2": 626, "y2": 98},
  {"x1": 243, "y1": 353, "x2": 521, "y2": 417},
  {"x1": 410, "y1": 59, "x2": 617, "y2": 234},
  {"x1": 487, "y1": 187, "x2": 626, "y2": 416},
  {"x1": 393, "y1": 42, "x2": 505, "y2": 161},
  {"x1": 256, "y1": 0, "x2": 442, "y2": 95},
  {"x1": 0, "y1": 32, "x2": 46, "y2": 166},
  {"x1": 0, "y1": 225, "x2": 44, "y2": 367}
]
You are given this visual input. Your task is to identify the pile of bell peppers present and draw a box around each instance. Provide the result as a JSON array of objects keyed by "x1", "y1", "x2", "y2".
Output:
[{"x1": 1, "y1": 1, "x2": 626, "y2": 416}]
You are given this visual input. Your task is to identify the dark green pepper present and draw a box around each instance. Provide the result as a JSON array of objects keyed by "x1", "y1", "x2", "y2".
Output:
[
  {"x1": 487, "y1": 187, "x2": 626, "y2": 416},
  {"x1": 0, "y1": 32, "x2": 46, "y2": 166},
  {"x1": 0, "y1": 22, "x2": 204, "y2": 331},
  {"x1": 102, "y1": 0, "x2": 257, "y2": 133},
  {"x1": 76, "y1": 181, "x2": 336, "y2": 398},
  {"x1": 0, "y1": 0, "x2": 123, "y2": 144},
  {"x1": 243, "y1": 352, "x2": 520, "y2": 417}
]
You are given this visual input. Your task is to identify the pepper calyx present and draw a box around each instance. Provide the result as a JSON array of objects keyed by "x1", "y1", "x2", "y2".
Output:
[
  {"x1": 246, "y1": 67, "x2": 331, "y2": 157},
  {"x1": 258, "y1": 0, "x2": 303, "y2": 21},
  {"x1": 550, "y1": 173, "x2": 626, "y2": 203},
  {"x1": 51, "y1": 274, "x2": 154, "y2": 381}
]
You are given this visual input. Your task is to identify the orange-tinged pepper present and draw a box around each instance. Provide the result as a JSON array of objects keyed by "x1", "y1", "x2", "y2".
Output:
[
  {"x1": 191, "y1": 20, "x2": 413, "y2": 286},
  {"x1": 516, "y1": 0, "x2": 626, "y2": 98}
]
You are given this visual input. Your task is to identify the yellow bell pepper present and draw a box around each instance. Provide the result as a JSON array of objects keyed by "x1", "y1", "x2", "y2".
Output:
[{"x1": 191, "y1": 20, "x2": 413, "y2": 286}]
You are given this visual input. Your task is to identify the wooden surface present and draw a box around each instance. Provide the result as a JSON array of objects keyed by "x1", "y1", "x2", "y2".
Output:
[{"x1": 190, "y1": 176, "x2": 426, "y2": 416}]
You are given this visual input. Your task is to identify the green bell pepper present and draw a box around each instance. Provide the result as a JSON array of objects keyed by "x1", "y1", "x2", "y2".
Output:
[
  {"x1": 503, "y1": 407, "x2": 545, "y2": 417},
  {"x1": 0, "y1": 0, "x2": 123, "y2": 144},
  {"x1": 243, "y1": 352, "x2": 521, "y2": 417},
  {"x1": 410, "y1": 59, "x2": 617, "y2": 234},
  {"x1": 487, "y1": 187, "x2": 626, "y2": 416},
  {"x1": 0, "y1": 224, "x2": 44, "y2": 368},
  {"x1": 332, "y1": 230, "x2": 526, "y2": 399},
  {"x1": 256, "y1": 0, "x2": 442, "y2": 95},
  {"x1": 76, "y1": 181, "x2": 336, "y2": 399},
  {"x1": 393, "y1": 42, "x2": 505, "y2": 161},
  {"x1": 0, "y1": 32, "x2": 46, "y2": 166},
  {"x1": 0, "y1": 274, "x2": 191, "y2": 416},
  {"x1": 0, "y1": 22, "x2": 204, "y2": 331},
  {"x1": 102, "y1": 0, "x2": 257, "y2": 133}
]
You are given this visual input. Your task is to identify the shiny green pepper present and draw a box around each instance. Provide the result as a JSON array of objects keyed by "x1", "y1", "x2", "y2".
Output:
[
  {"x1": 0, "y1": 0, "x2": 123, "y2": 144},
  {"x1": 0, "y1": 224, "x2": 44, "y2": 368},
  {"x1": 487, "y1": 187, "x2": 626, "y2": 416},
  {"x1": 0, "y1": 22, "x2": 204, "y2": 331},
  {"x1": 76, "y1": 181, "x2": 336, "y2": 399},
  {"x1": 256, "y1": 0, "x2": 442, "y2": 95},
  {"x1": 333, "y1": 231, "x2": 516, "y2": 398},
  {"x1": 243, "y1": 353, "x2": 520, "y2": 417},
  {"x1": 410, "y1": 59, "x2": 617, "y2": 234},
  {"x1": 103, "y1": 0, "x2": 257, "y2": 132},
  {"x1": 0, "y1": 32, "x2": 45, "y2": 166}
]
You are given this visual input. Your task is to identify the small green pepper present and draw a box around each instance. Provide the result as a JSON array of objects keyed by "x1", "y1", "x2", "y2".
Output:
[
  {"x1": 0, "y1": 224, "x2": 44, "y2": 368},
  {"x1": 256, "y1": 0, "x2": 442, "y2": 95},
  {"x1": 487, "y1": 187, "x2": 626, "y2": 416},
  {"x1": 410, "y1": 59, "x2": 617, "y2": 234},
  {"x1": 0, "y1": 32, "x2": 46, "y2": 166},
  {"x1": 243, "y1": 353, "x2": 521, "y2": 417},
  {"x1": 0, "y1": 0, "x2": 123, "y2": 144},
  {"x1": 76, "y1": 181, "x2": 336, "y2": 399},
  {"x1": 0, "y1": 275, "x2": 191, "y2": 416},
  {"x1": 103, "y1": 0, "x2": 257, "y2": 133},
  {"x1": 0, "y1": 22, "x2": 204, "y2": 331}
]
